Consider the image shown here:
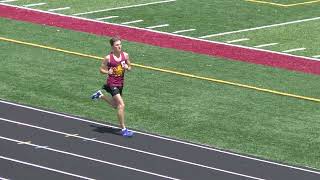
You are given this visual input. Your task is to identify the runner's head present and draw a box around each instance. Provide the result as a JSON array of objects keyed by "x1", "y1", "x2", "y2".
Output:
[{"x1": 110, "y1": 36, "x2": 122, "y2": 53}]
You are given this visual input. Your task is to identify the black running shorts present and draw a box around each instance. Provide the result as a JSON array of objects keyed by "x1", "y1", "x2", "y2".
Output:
[{"x1": 103, "y1": 84, "x2": 123, "y2": 96}]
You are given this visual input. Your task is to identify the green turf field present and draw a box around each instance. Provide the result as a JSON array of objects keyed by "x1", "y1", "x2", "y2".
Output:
[
  {"x1": 1, "y1": 15, "x2": 320, "y2": 171},
  {"x1": 12, "y1": 0, "x2": 157, "y2": 14},
  {"x1": 209, "y1": 20, "x2": 320, "y2": 56},
  {"x1": 3, "y1": 0, "x2": 320, "y2": 59}
]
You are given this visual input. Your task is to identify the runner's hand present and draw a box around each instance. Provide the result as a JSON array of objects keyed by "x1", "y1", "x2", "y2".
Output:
[{"x1": 108, "y1": 68, "x2": 113, "y2": 75}]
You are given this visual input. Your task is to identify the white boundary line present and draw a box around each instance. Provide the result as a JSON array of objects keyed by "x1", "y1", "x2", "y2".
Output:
[
  {"x1": 0, "y1": 117, "x2": 265, "y2": 180},
  {"x1": 0, "y1": 135, "x2": 180, "y2": 180},
  {"x1": 312, "y1": 55, "x2": 320, "y2": 58},
  {"x1": 72, "y1": 0, "x2": 176, "y2": 16},
  {"x1": 0, "y1": 155, "x2": 95, "y2": 180},
  {"x1": 0, "y1": 100, "x2": 320, "y2": 175},
  {"x1": 1, "y1": 3, "x2": 319, "y2": 62},
  {"x1": 199, "y1": 16, "x2": 320, "y2": 38}
]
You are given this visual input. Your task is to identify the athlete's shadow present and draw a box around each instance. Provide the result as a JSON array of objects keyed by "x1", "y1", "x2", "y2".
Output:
[{"x1": 90, "y1": 124, "x2": 122, "y2": 136}]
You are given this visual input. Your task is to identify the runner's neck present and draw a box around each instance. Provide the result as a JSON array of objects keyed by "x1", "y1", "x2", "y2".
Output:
[
  {"x1": 112, "y1": 51, "x2": 122, "y2": 62},
  {"x1": 113, "y1": 51, "x2": 121, "y2": 58}
]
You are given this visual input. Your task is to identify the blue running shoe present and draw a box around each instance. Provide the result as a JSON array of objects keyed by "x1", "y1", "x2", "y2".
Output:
[
  {"x1": 91, "y1": 90, "x2": 102, "y2": 100},
  {"x1": 121, "y1": 128, "x2": 134, "y2": 137}
]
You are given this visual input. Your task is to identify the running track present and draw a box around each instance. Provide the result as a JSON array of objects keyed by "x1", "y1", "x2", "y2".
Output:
[
  {"x1": 0, "y1": 99, "x2": 320, "y2": 180},
  {"x1": 0, "y1": 3, "x2": 320, "y2": 75}
]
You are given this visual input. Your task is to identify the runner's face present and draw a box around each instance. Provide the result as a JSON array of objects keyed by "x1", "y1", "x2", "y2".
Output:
[{"x1": 113, "y1": 40, "x2": 122, "y2": 53}]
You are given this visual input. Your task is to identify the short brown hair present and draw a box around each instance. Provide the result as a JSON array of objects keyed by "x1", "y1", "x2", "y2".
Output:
[{"x1": 109, "y1": 36, "x2": 121, "y2": 46}]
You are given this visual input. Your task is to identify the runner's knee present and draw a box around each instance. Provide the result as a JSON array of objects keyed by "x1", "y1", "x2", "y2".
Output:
[{"x1": 117, "y1": 103, "x2": 125, "y2": 110}]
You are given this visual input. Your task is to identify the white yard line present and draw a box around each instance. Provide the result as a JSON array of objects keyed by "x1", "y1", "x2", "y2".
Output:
[
  {"x1": 282, "y1": 48, "x2": 306, "y2": 53},
  {"x1": 48, "y1": 7, "x2": 70, "y2": 12},
  {"x1": 146, "y1": 24, "x2": 169, "y2": 29},
  {"x1": 0, "y1": 156, "x2": 95, "y2": 180},
  {"x1": 172, "y1": 29, "x2": 196, "y2": 34},
  {"x1": 0, "y1": 0, "x2": 17, "y2": 3},
  {"x1": 0, "y1": 117, "x2": 265, "y2": 180},
  {"x1": 96, "y1": 16, "x2": 119, "y2": 20},
  {"x1": 312, "y1": 55, "x2": 320, "y2": 58},
  {"x1": 72, "y1": 0, "x2": 176, "y2": 16},
  {"x1": 23, "y1": 3, "x2": 46, "y2": 8},
  {"x1": 121, "y1": 19, "x2": 143, "y2": 25},
  {"x1": 254, "y1": 43, "x2": 278, "y2": 48},
  {"x1": 226, "y1": 38, "x2": 250, "y2": 43},
  {"x1": 199, "y1": 16, "x2": 320, "y2": 38}
]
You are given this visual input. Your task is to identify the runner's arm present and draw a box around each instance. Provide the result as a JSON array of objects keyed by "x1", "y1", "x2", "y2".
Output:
[
  {"x1": 99, "y1": 56, "x2": 112, "y2": 74},
  {"x1": 124, "y1": 53, "x2": 132, "y2": 71}
]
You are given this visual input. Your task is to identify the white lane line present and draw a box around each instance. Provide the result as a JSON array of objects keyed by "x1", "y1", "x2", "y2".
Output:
[
  {"x1": 282, "y1": 48, "x2": 306, "y2": 53},
  {"x1": 35, "y1": 145, "x2": 49, "y2": 149},
  {"x1": 83, "y1": 138, "x2": 97, "y2": 141},
  {"x1": 72, "y1": 0, "x2": 176, "y2": 16},
  {"x1": 226, "y1": 38, "x2": 250, "y2": 43},
  {"x1": 96, "y1": 16, "x2": 119, "y2": 20},
  {"x1": 65, "y1": 133, "x2": 79, "y2": 137},
  {"x1": 312, "y1": 55, "x2": 320, "y2": 58},
  {"x1": 121, "y1": 20, "x2": 143, "y2": 25},
  {"x1": 0, "y1": 136, "x2": 180, "y2": 180},
  {"x1": 0, "y1": 0, "x2": 17, "y2": 3},
  {"x1": 17, "y1": 141, "x2": 31, "y2": 145},
  {"x1": 0, "y1": 155, "x2": 95, "y2": 180},
  {"x1": 172, "y1": 29, "x2": 196, "y2": 34},
  {"x1": 1, "y1": 96, "x2": 320, "y2": 175},
  {"x1": 199, "y1": 16, "x2": 320, "y2": 38},
  {"x1": 254, "y1": 43, "x2": 278, "y2": 48},
  {"x1": 0, "y1": 117, "x2": 265, "y2": 180},
  {"x1": 48, "y1": 7, "x2": 70, "y2": 12},
  {"x1": 0, "y1": 177, "x2": 10, "y2": 180},
  {"x1": 23, "y1": 2, "x2": 46, "y2": 7},
  {"x1": 146, "y1": 24, "x2": 169, "y2": 29}
]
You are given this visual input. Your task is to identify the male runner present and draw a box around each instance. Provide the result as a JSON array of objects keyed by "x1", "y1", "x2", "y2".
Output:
[{"x1": 91, "y1": 36, "x2": 133, "y2": 137}]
